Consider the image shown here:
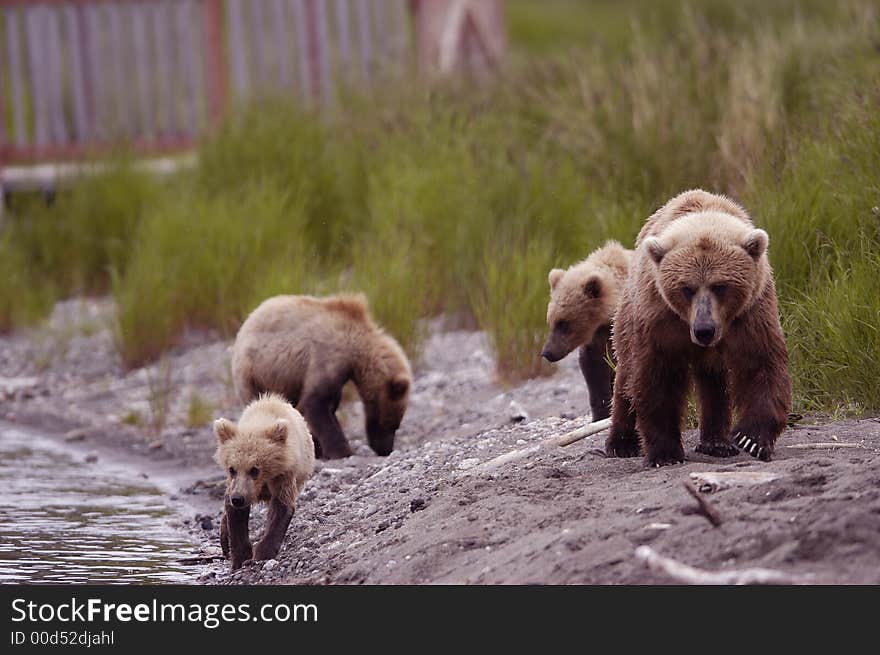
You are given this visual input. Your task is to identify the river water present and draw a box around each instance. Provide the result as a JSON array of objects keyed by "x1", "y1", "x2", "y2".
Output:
[{"x1": 0, "y1": 424, "x2": 200, "y2": 584}]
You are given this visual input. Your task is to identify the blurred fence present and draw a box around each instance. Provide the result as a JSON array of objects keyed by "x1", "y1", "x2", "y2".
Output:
[{"x1": 0, "y1": 0, "x2": 412, "y2": 165}]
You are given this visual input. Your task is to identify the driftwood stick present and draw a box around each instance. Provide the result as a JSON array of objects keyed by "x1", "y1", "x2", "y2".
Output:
[
  {"x1": 786, "y1": 442, "x2": 862, "y2": 450},
  {"x1": 682, "y1": 481, "x2": 723, "y2": 527},
  {"x1": 556, "y1": 418, "x2": 612, "y2": 447},
  {"x1": 459, "y1": 417, "x2": 611, "y2": 478},
  {"x1": 459, "y1": 444, "x2": 544, "y2": 477},
  {"x1": 635, "y1": 546, "x2": 806, "y2": 585}
]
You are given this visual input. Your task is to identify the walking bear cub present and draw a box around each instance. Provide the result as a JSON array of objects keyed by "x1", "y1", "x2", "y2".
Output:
[
  {"x1": 608, "y1": 189, "x2": 791, "y2": 466},
  {"x1": 543, "y1": 240, "x2": 633, "y2": 420},
  {"x1": 214, "y1": 393, "x2": 315, "y2": 570},
  {"x1": 231, "y1": 294, "x2": 412, "y2": 459}
]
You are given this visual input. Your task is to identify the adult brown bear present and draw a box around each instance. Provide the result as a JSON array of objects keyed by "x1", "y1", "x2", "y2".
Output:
[{"x1": 607, "y1": 190, "x2": 791, "y2": 466}]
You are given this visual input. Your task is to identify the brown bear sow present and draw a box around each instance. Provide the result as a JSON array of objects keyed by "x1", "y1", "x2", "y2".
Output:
[
  {"x1": 543, "y1": 241, "x2": 633, "y2": 420},
  {"x1": 214, "y1": 393, "x2": 315, "y2": 570},
  {"x1": 608, "y1": 189, "x2": 791, "y2": 466},
  {"x1": 231, "y1": 294, "x2": 412, "y2": 459}
]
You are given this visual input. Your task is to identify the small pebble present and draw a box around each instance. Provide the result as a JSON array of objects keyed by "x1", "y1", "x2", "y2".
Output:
[{"x1": 64, "y1": 429, "x2": 87, "y2": 442}]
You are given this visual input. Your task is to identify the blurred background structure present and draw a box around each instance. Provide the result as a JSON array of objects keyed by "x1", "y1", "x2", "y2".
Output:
[{"x1": 0, "y1": 0, "x2": 504, "y2": 181}]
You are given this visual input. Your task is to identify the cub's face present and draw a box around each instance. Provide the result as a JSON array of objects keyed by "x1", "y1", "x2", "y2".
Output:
[
  {"x1": 644, "y1": 228, "x2": 768, "y2": 347},
  {"x1": 365, "y1": 375, "x2": 410, "y2": 457},
  {"x1": 214, "y1": 418, "x2": 288, "y2": 509},
  {"x1": 543, "y1": 268, "x2": 609, "y2": 361}
]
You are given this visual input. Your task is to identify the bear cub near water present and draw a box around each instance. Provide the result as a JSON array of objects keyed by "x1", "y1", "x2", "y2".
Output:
[
  {"x1": 231, "y1": 294, "x2": 412, "y2": 459},
  {"x1": 543, "y1": 240, "x2": 632, "y2": 421},
  {"x1": 608, "y1": 189, "x2": 791, "y2": 466},
  {"x1": 214, "y1": 393, "x2": 315, "y2": 570}
]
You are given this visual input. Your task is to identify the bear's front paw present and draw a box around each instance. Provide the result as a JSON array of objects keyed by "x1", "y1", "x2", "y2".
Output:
[
  {"x1": 253, "y1": 541, "x2": 280, "y2": 562},
  {"x1": 645, "y1": 445, "x2": 685, "y2": 467},
  {"x1": 695, "y1": 441, "x2": 739, "y2": 458},
  {"x1": 733, "y1": 433, "x2": 772, "y2": 461},
  {"x1": 605, "y1": 433, "x2": 641, "y2": 458}
]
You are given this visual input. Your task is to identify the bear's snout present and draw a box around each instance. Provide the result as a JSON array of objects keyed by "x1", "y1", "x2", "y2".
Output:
[
  {"x1": 229, "y1": 494, "x2": 247, "y2": 509},
  {"x1": 541, "y1": 347, "x2": 561, "y2": 363}
]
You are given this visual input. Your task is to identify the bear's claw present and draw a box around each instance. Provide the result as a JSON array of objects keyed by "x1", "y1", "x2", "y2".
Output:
[
  {"x1": 695, "y1": 442, "x2": 739, "y2": 458},
  {"x1": 645, "y1": 448, "x2": 685, "y2": 467},
  {"x1": 734, "y1": 433, "x2": 771, "y2": 461},
  {"x1": 604, "y1": 434, "x2": 641, "y2": 458}
]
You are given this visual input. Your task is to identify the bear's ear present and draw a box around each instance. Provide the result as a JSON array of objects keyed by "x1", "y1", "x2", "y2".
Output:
[
  {"x1": 548, "y1": 268, "x2": 564, "y2": 291},
  {"x1": 388, "y1": 376, "x2": 410, "y2": 401},
  {"x1": 583, "y1": 275, "x2": 602, "y2": 299},
  {"x1": 742, "y1": 229, "x2": 768, "y2": 259},
  {"x1": 214, "y1": 418, "x2": 237, "y2": 444},
  {"x1": 644, "y1": 237, "x2": 667, "y2": 264},
  {"x1": 266, "y1": 419, "x2": 288, "y2": 444}
]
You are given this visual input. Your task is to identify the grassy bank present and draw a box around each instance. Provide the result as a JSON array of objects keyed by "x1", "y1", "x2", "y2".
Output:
[{"x1": 1, "y1": 1, "x2": 878, "y2": 413}]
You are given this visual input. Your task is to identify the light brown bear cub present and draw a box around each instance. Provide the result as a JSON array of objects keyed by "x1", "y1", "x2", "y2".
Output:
[
  {"x1": 543, "y1": 240, "x2": 632, "y2": 421},
  {"x1": 231, "y1": 294, "x2": 412, "y2": 459},
  {"x1": 609, "y1": 189, "x2": 791, "y2": 466},
  {"x1": 215, "y1": 393, "x2": 314, "y2": 570}
]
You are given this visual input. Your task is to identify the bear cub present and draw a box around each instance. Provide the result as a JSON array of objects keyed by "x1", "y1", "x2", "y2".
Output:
[
  {"x1": 543, "y1": 240, "x2": 632, "y2": 420},
  {"x1": 214, "y1": 393, "x2": 315, "y2": 570},
  {"x1": 608, "y1": 189, "x2": 791, "y2": 466},
  {"x1": 231, "y1": 294, "x2": 412, "y2": 459}
]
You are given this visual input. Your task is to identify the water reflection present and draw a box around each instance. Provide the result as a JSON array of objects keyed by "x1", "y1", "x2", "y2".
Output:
[{"x1": 0, "y1": 425, "x2": 199, "y2": 584}]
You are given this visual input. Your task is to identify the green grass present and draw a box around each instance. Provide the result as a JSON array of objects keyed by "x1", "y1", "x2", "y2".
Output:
[
  {"x1": 185, "y1": 391, "x2": 215, "y2": 429},
  {"x1": 1, "y1": 0, "x2": 878, "y2": 413}
]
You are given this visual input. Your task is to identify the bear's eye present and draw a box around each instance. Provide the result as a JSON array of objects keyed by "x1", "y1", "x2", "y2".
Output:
[
  {"x1": 556, "y1": 320, "x2": 571, "y2": 334},
  {"x1": 228, "y1": 467, "x2": 236, "y2": 477},
  {"x1": 249, "y1": 466, "x2": 260, "y2": 479},
  {"x1": 681, "y1": 286, "x2": 696, "y2": 300},
  {"x1": 710, "y1": 284, "x2": 727, "y2": 297}
]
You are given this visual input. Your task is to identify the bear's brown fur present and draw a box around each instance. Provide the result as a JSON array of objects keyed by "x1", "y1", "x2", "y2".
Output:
[
  {"x1": 608, "y1": 189, "x2": 791, "y2": 466},
  {"x1": 231, "y1": 294, "x2": 412, "y2": 459},
  {"x1": 214, "y1": 393, "x2": 315, "y2": 570},
  {"x1": 542, "y1": 240, "x2": 633, "y2": 420}
]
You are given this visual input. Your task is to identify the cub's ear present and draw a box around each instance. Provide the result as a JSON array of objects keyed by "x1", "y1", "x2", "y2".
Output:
[
  {"x1": 388, "y1": 376, "x2": 410, "y2": 400},
  {"x1": 266, "y1": 419, "x2": 288, "y2": 444},
  {"x1": 742, "y1": 229, "x2": 768, "y2": 259},
  {"x1": 644, "y1": 237, "x2": 667, "y2": 264},
  {"x1": 214, "y1": 418, "x2": 237, "y2": 444},
  {"x1": 548, "y1": 268, "x2": 564, "y2": 291},
  {"x1": 583, "y1": 275, "x2": 602, "y2": 299}
]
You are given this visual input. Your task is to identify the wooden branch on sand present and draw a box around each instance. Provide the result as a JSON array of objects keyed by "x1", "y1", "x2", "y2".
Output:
[
  {"x1": 458, "y1": 417, "x2": 611, "y2": 478},
  {"x1": 556, "y1": 417, "x2": 612, "y2": 447},
  {"x1": 682, "y1": 481, "x2": 723, "y2": 527},
  {"x1": 635, "y1": 546, "x2": 807, "y2": 585},
  {"x1": 786, "y1": 442, "x2": 863, "y2": 450}
]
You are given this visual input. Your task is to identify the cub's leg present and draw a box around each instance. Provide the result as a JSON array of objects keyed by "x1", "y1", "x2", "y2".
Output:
[
  {"x1": 579, "y1": 324, "x2": 614, "y2": 421},
  {"x1": 253, "y1": 496, "x2": 295, "y2": 561},
  {"x1": 225, "y1": 501, "x2": 252, "y2": 570},
  {"x1": 693, "y1": 359, "x2": 737, "y2": 457},
  {"x1": 220, "y1": 511, "x2": 229, "y2": 558},
  {"x1": 301, "y1": 393, "x2": 352, "y2": 459}
]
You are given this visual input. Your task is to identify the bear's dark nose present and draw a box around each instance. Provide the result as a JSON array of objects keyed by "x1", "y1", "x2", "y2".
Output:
[
  {"x1": 542, "y1": 349, "x2": 559, "y2": 363},
  {"x1": 229, "y1": 494, "x2": 246, "y2": 509},
  {"x1": 694, "y1": 325, "x2": 716, "y2": 346}
]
